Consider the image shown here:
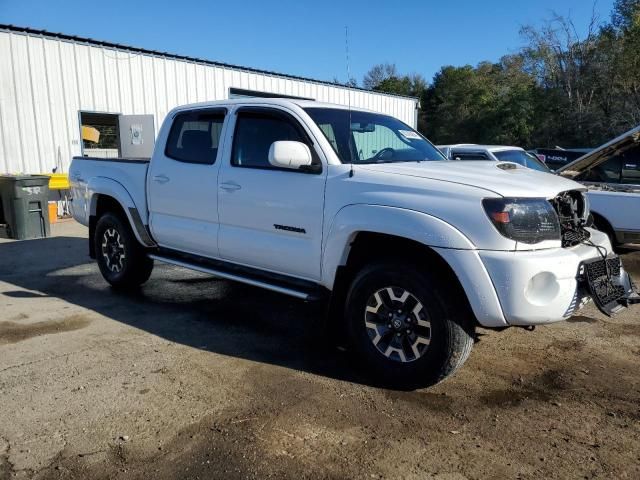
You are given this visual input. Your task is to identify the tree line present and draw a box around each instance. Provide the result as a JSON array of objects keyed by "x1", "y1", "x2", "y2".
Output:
[{"x1": 356, "y1": 0, "x2": 640, "y2": 149}]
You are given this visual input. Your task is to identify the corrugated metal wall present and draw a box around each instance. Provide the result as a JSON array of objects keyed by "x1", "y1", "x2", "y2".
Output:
[{"x1": 0, "y1": 28, "x2": 418, "y2": 174}]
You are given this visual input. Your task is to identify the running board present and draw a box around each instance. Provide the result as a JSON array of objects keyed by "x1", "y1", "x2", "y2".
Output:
[{"x1": 149, "y1": 253, "x2": 324, "y2": 301}]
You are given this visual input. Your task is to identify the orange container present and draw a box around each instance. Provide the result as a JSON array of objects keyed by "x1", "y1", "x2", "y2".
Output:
[{"x1": 48, "y1": 201, "x2": 58, "y2": 224}]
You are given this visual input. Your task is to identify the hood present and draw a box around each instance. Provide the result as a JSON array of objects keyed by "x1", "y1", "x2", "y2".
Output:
[
  {"x1": 358, "y1": 160, "x2": 584, "y2": 198},
  {"x1": 557, "y1": 125, "x2": 640, "y2": 178}
]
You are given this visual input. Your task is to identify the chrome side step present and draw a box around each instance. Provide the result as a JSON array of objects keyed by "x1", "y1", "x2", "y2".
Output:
[{"x1": 149, "y1": 254, "x2": 317, "y2": 301}]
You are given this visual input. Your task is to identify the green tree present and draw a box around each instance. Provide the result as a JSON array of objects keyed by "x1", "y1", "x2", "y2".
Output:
[
  {"x1": 362, "y1": 0, "x2": 640, "y2": 149},
  {"x1": 422, "y1": 58, "x2": 536, "y2": 146},
  {"x1": 607, "y1": 0, "x2": 640, "y2": 128},
  {"x1": 520, "y1": 11, "x2": 603, "y2": 146},
  {"x1": 612, "y1": 0, "x2": 640, "y2": 29},
  {"x1": 362, "y1": 63, "x2": 398, "y2": 90},
  {"x1": 363, "y1": 64, "x2": 429, "y2": 132}
]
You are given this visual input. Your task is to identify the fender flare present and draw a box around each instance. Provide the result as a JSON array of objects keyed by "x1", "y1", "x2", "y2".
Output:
[
  {"x1": 321, "y1": 204, "x2": 475, "y2": 289},
  {"x1": 321, "y1": 204, "x2": 508, "y2": 328},
  {"x1": 88, "y1": 177, "x2": 155, "y2": 247}
]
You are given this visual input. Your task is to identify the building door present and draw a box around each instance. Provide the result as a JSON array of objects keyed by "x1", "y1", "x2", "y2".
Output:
[{"x1": 79, "y1": 112, "x2": 120, "y2": 159}]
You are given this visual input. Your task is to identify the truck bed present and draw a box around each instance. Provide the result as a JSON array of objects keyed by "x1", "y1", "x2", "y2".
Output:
[{"x1": 69, "y1": 156, "x2": 150, "y2": 226}]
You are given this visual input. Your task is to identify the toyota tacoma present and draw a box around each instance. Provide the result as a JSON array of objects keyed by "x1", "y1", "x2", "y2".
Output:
[{"x1": 69, "y1": 98, "x2": 639, "y2": 387}]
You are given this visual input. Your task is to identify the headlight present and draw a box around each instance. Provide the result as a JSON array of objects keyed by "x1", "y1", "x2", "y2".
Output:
[{"x1": 482, "y1": 197, "x2": 561, "y2": 244}]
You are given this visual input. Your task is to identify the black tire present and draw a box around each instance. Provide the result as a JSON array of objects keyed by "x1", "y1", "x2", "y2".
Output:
[
  {"x1": 344, "y1": 261, "x2": 475, "y2": 389},
  {"x1": 94, "y1": 212, "x2": 154, "y2": 289}
]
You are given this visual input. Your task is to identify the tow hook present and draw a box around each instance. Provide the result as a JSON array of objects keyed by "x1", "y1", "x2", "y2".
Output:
[{"x1": 521, "y1": 326, "x2": 536, "y2": 332}]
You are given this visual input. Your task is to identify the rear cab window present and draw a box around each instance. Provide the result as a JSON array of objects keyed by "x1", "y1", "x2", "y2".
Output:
[{"x1": 165, "y1": 109, "x2": 226, "y2": 164}]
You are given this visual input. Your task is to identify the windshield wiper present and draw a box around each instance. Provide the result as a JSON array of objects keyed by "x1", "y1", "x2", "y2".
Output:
[
  {"x1": 356, "y1": 158, "x2": 436, "y2": 165},
  {"x1": 356, "y1": 159, "x2": 396, "y2": 164}
]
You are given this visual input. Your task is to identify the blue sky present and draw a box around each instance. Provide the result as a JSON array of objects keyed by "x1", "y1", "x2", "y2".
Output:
[{"x1": 1, "y1": 0, "x2": 616, "y2": 84}]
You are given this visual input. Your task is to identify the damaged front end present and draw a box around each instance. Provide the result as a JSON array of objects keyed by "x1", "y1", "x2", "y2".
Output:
[
  {"x1": 550, "y1": 190, "x2": 640, "y2": 316},
  {"x1": 579, "y1": 256, "x2": 640, "y2": 316},
  {"x1": 549, "y1": 190, "x2": 591, "y2": 248}
]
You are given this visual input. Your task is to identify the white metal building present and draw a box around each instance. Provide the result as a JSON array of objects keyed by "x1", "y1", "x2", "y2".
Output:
[{"x1": 0, "y1": 25, "x2": 419, "y2": 174}]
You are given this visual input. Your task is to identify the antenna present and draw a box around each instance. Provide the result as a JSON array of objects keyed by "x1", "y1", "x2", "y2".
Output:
[{"x1": 345, "y1": 26, "x2": 354, "y2": 178}]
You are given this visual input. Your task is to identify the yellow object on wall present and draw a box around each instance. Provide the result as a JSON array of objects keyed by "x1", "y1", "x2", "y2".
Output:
[
  {"x1": 40, "y1": 173, "x2": 69, "y2": 190},
  {"x1": 82, "y1": 125, "x2": 100, "y2": 143}
]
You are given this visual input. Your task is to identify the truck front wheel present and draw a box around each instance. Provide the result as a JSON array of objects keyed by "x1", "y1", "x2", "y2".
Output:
[
  {"x1": 94, "y1": 212, "x2": 154, "y2": 289},
  {"x1": 345, "y1": 261, "x2": 475, "y2": 388}
]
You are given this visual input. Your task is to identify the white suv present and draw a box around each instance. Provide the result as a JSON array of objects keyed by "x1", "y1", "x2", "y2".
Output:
[{"x1": 438, "y1": 144, "x2": 551, "y2": 172}]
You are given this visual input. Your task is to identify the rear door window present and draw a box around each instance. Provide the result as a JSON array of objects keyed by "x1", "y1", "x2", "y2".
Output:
[{"x1": 165, "y1": 110, "x2": 226, "y2": 164}]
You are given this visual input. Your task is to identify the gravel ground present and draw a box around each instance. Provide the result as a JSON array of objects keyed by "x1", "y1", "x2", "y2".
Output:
[{"x1": 0, "y1": 220, "x2": 638, "y2": 480}]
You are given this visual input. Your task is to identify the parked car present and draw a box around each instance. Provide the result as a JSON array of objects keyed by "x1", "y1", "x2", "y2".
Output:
[
  {"x1": 69, "y1": 99, "x2": 638, "y2": 387},
  {"x1": 533, "y1": 148, "x2": 592, "y2": 171},
  {"x1": 438, "y1": 144, "x2": 551, "y2": 172},
  {"x1": 557, "y1": 125, "x2": 640, "y2": 246}
]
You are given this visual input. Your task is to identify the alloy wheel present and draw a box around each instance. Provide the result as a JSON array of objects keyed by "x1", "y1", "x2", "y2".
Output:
[
  {"x1": 101, "y1": 227, "x2": 126, "y2": 273},
  {"x1": 364, "y1": 286, "x2": 431, "y2": 363}
]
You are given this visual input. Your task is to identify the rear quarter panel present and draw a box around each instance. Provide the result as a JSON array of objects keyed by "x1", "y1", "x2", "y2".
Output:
[{"x1": 69, "y1": 157, "x2": 150, "y2": 225}]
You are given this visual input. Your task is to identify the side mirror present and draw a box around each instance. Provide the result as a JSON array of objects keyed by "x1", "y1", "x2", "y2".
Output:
[{"x1": 268, "y1": 141, "x2": 313, "y2": 170}]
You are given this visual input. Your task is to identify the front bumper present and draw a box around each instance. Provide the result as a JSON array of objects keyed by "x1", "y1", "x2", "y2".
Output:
[
  {"x1": 478, "y1": 229, "x2": 636, "y2": 325},
  {"x1": 581, "y1": 255, "x2": 640, "y2": 315}
]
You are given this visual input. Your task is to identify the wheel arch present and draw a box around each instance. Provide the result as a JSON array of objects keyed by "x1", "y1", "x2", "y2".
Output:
[
  {"x1": 326, "y1": 231, "x2": 479, "y2": 337},
  {"x1": 321, "y1": 204, "x2": 475, "y2": 290},
  {"x1": 89, "y1": 195, "x2": 124, "y2": 258},
  {"x1": 87, "y1": 180, "x2": 155, "y2": 258},
  {"x1": 590, "y1": 210, "x2": 621, "y2": 245}
]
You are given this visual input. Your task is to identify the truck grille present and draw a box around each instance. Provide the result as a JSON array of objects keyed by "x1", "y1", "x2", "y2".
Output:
[
  {"x1": 584, "y1": 257, "x2": 626, "y2": 307},
  {"x1": 586, "y1": 256, "x2": 621, "y2": 278},
  {"x1": 550, "y1": 191, "x2": 590, "y2": 248}
]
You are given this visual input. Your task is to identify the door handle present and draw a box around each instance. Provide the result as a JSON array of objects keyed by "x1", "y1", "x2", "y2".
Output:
[
  {"x1": 153, "y1": 174, "x2": 170, "y2": 184},
  {"x1": 219, "y1": 181, "x2": 242, "y2": 192}
]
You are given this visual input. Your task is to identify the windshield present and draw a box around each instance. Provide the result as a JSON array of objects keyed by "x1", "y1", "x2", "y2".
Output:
[
  {"x1": 304, "y1": 108, "x2": 446, "y2": 164},
  {"x1": 493, "y1": 149, "x2": 550, "y2": 172}
]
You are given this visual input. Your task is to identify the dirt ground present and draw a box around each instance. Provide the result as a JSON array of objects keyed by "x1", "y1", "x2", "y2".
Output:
[{"x1": 0, "y1": 220, "x2": 639, "y2": 480}]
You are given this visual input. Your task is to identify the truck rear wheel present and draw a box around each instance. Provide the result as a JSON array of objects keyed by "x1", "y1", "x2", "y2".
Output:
[
  {"x1": 94, "y1": 212, "x2": 154, "y2": 289},
  {"x1": 344, "y1": 261, "x2": 475, "y2": 388}
]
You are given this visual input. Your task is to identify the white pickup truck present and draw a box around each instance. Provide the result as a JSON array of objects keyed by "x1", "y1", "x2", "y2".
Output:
[{"x1": 69, "y1": 98, "x2": 638, "y2": 387}]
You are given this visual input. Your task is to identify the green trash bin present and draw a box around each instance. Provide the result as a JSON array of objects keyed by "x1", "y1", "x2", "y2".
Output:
[{"x1": 0, "y1": 175, "x2": 51, "y2": 240}]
